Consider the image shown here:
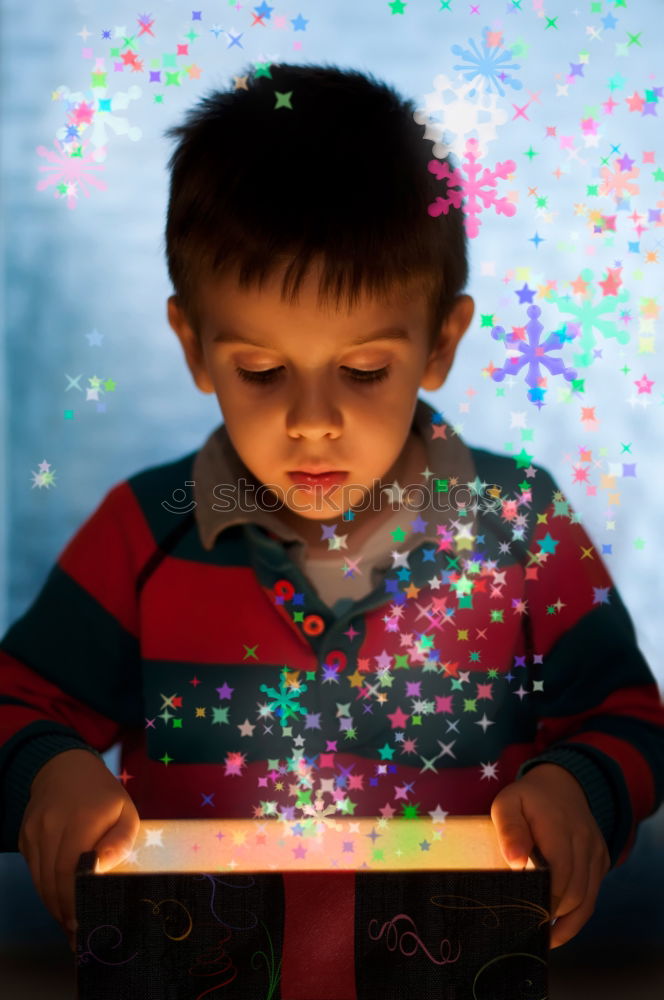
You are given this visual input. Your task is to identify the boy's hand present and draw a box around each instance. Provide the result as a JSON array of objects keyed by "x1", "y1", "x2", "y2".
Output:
[
  {"x1": 17, "y1": 748, "x2": 140, "y2": 953},
  {"x1": 490, "y1": 762, "x2": 611, "y2": 949}
]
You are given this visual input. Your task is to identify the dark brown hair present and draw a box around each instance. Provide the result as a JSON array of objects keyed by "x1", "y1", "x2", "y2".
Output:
[{"x1": 162, "y1": 61, "x2": 469, "y2": 349}]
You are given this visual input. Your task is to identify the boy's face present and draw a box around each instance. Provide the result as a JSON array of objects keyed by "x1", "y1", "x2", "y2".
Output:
[{"x1": 168, "y1": 259, "x2": 474, "y2": 547}]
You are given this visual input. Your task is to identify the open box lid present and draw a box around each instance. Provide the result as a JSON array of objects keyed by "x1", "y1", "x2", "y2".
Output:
[{"x1": 76, "y1": 816, "x2": 548, "y2": 876}]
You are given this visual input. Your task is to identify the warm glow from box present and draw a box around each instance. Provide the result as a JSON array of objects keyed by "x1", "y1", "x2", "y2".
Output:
[{"x1": 99, "y1": 816, "x2": 539, "y2": 874}]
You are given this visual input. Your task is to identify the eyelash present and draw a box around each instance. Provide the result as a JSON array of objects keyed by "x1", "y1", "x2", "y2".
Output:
[{"x1": 234, "y1": 365, "x2": 391, "y2": 386}]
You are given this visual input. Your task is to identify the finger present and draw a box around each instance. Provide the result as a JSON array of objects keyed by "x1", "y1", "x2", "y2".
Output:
[
  {"x1": 56, "y1": 821, "x2": 131, "y2": 938},
  {"x1": 527, "y1": 827, "x2": 574, "y2": 922},
  {"x1": 553, "y1": 830, "x2": 592, "y2": 920},
  {"x1": 18, "y1": 825, "x2": 42, "y2": 922},
  {"x1": 93, "y1": 800, "x2": 140, "y2": 873},
  {"x1": 490, "y1": 796, "x2": 534, "y2": 869},
  {"x1": 35, "y1": 820, "x2": 67, "y2": 928},
  {"x1": 550, "y1": 840, "x2": 605, "y2": 949},
  {"x1": 55, "y1": 834, "x2": 85, "y2": 936}
]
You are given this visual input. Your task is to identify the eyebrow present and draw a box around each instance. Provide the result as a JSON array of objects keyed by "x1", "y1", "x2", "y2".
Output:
[{"x1": 211, "y1": 326, "x2": 411, "y2": 347}]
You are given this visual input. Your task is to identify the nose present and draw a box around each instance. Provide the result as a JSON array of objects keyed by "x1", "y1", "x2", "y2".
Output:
[{"x1": 286, "y1": 377, "x2": 342, "y2": 438}]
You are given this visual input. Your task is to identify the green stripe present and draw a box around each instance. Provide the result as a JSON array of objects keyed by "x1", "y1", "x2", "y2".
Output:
[
  {"x1": 127, "y1": 451, "x2": 254, "y2": 566},
  {"x1": 128, "y1": 450, "x2": 197, "y2": 542},
  {"x1": 530, "y1": 594, "x2": 651, "y2": 719},
  {"x1": 472, "y1": 448, "x2": 557, "y2": 550},
  {"x1": 1, "y1": 564, "x2": 142, "y2": 728}
]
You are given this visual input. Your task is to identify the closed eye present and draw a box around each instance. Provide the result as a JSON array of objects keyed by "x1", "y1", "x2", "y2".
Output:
[{"x1": 234, "y1": 365, "x2": 391, "y2": 385}]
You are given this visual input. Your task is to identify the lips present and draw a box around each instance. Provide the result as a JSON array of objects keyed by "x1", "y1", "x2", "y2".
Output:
[
  {"x1": 290, "y1": 469, "x2": 345, "y2": 475},
  {"x1": 288, "y1": 471, "x2": 348, "y2": 487}
]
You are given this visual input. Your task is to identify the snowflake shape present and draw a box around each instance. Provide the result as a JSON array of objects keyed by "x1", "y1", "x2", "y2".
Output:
[
  {"x1": 36, "y1": 137, "x2": 107, "y2": 209},
  {"x1": 299, "y1": 782, "x2": 347, "y2": 828},
  {"x1": 451, "y1": 25, "x2": 524, "y2": 98},
  {"x1": 301, "y1": 804, "x2": 344, "y2": 831},
  {"x1": 259, "y1": 669, "x2": 309, "y2": 726},
  {"x1": 490, "y1": 302, "x2": 577, "y2": 407},
  {"x1": 547, "y1": 267, "x2": 631, "y2": 368},
  {"x1": 427, "y1": 137, "x2": 516, "y2": 239},
  {"x1": 414, "y1": 72, "x2": 509, "y2": 159},
  {"x1": 54, "y1": 81, "x2": 142, "y2": 164},
  {"x1": 598, "y1": 159, "x2": 640, "y2": 202}
]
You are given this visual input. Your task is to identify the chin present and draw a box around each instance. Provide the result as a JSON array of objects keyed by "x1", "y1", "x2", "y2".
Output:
[{"x1": 288, "y1": 486, "x2": 367, "y2": 519}]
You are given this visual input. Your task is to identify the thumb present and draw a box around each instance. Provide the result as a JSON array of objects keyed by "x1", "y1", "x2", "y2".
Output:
[
  {"x1": 491, "y1": 801, "x2": 533, "y2": 870},
  {"x1": 93, "y1": 806, "x2": 139, "y2": 873}
]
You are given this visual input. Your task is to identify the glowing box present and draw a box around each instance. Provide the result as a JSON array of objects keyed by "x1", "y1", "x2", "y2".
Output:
[{"x1": 74, "y1": 816, "x2": 551, "y2": 999}]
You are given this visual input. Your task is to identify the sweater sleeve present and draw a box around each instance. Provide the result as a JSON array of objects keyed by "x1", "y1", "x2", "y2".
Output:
[
  {"x1": 0, "y1": 481, "x2": 145, "y2": 852},
  {"x1": 510, "y1": 467, "x2": 664, "y2": 870}
]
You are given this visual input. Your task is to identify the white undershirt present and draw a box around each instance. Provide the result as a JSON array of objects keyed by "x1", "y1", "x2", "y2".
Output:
[{"x1": 299, "y1": 505, "x2": 421, "y2": 616}]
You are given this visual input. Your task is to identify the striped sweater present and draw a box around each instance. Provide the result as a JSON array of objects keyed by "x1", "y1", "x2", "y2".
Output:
[{"x1": 1, "y1": 397, "x2": 663, "y2": 869}]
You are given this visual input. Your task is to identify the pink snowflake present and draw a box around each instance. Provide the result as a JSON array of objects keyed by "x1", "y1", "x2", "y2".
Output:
[
  {"x1": 427, "y1": 137, "x2": 516, "y2": 238},
  {"x1": 36, "y1": 137, "x2": 107, "y2": 210},
  {"x1": 598, "y1": 159, "x2": 640, "y2": 201}
]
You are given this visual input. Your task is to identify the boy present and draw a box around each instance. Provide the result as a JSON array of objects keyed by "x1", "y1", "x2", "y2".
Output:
[{"x1": 1, "y1": 62, "x2": 663, "y2": 970}]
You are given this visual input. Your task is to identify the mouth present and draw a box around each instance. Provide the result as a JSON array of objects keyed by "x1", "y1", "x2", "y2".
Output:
[{"x1": 288, "y1": 471, "x2": 349, "y2": 487}]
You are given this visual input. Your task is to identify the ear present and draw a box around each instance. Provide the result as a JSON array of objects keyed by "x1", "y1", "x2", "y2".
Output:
[
  {"x1": 167, "y1": 295, "x2": 215, "y2": 395},
  {"x1": 420, "y1": 295, "x2": 475, "y2": 392}
]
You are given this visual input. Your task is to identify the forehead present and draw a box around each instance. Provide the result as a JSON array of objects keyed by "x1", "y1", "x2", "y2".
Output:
[{"x1": 198, "y1": 258, "x2": 433, "y2": 326}]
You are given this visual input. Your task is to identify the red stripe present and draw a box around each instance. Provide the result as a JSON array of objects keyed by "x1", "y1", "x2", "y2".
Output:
[
  {"x1": 58, "y1": 482, "x2": 151, "y2": 638},
  {"x1": 280, "y1": 872, "x2": 357, "y2": 1000},
  {"x1": 0, "y1": 652, "x2": 121, "y2": 751},
  {"x1": 531, "y1": 682, "x2": 664, "y2": 751},
  {"x1": 139, "y1": 559, "x2": 311, "y2": 663},
  {"x1": 526, "y1": 505, "x2": 614, "y2": 656},
  {"x1": 565, "y1": 730, "x2": 656, "y2": 820}
]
